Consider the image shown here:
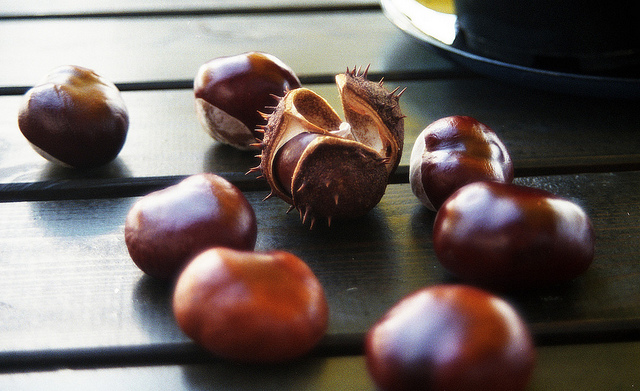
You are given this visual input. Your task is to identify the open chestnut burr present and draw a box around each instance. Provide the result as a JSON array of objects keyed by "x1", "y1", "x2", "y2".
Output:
[{"x1": 250, "y1": 66, "x2": 405, "y2": 228}]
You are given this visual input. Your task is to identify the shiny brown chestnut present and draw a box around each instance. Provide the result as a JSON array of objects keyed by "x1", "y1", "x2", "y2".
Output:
[
  {"x1": 410, "y1": 116, "x2": 513, "y2": 211},
  {"x1": 124, "y1": 173, "x2": 257, "y2": 280},
  {"x1": 194, "y1": 52, "x2": 301, "y2": 150},
  {"x1": 173, "y1": 247, "x2": 329, "y2": 363},
  {"x1": 251, "y1": 67, "x2": 405, "y2": 228},
  {"x1": 433, "y1": 181, "x2": 595, "y2": 290},
  {"x1": 17, "y1": 65, "x2": 129, "y2": 168},
  {"x1": 365, "y1": 284, "x2": 536, "y2": 391}
]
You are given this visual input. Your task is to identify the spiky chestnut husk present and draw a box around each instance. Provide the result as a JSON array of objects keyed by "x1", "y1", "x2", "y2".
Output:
[
  {"x1": 335, "y1": 67, "x2": 405, "y2": 176},
  {"x1": 250, "y1": 66, "x2": 405, "y2": 228}
]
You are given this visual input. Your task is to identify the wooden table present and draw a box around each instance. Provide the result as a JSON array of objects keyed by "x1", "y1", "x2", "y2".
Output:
[{"x1": 1, "y1": 1, "x2": 639, "y2": 389}]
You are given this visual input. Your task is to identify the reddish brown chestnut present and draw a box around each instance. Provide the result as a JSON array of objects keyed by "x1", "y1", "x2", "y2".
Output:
[
  {"x1": 410, "y1": 116, "x2": 513, "y2": 211},
  {"x1": 365, "y1": 285, "x2": 536, "y2": 391},
  {"x1": 173, "y1": 247, "x2": 329, "y2": 363},
  {"x1": 433, "y1": 181, "x2": 595, "y2": 290},
  {"x1": 17, "y1": 65, "x2": 129, "y2": 169},
  {"x1": 194, "y1": 52, "x2": 301, "y2": 150},
  {"x1": 251, "y1": 67, "x2": 405, "y2": 228},
  {"x1": 124, "y1": 173, "x2": 257, "y2": 280}
]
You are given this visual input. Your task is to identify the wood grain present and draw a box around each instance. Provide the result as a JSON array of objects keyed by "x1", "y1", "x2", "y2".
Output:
[{"x1": 0, "y1": 11, "x2": 457, "y2": 89}]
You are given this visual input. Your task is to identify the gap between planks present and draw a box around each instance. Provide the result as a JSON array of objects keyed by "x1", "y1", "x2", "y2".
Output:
[
  {"x1": 2, "y1": 318, "x2": 640, "y2": 373},
  {"x1": 0, "y1": 3, "x2": 381, "y2": 21},
  {"x1": 0, "y1": 69, "x2": 477, "y2": 97},
  {"x1": 3, "y1": 164, "x2": 640, "y2": 203}
]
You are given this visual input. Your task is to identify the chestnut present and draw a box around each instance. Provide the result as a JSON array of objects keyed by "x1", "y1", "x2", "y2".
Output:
[
  {"x1": 409, "y1": 116, "x2": 513, "y2": 211},
  {"x1": 252, "y1": 67, "x2": 405, "y2": 227},
  {"x1": 433, "y1": 181, "x2": 595, "y2": 290},
  {"x1": 173, "y1": 247, "x2": 329, "y2": 363},
  {"x1": 365, "y1": 284, "x2": 536, "y2": 391},
  {"x1": 194, "y1": 52, "x2": 301, "y2": 150},
  {"x1": 17, "y1": 65, "x2": 129, "y2": 169},
  {"x1": 124, "y1": 173, "x2": 257, "y2": 280}
]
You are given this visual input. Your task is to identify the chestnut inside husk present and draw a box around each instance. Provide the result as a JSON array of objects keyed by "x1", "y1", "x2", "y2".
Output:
[{"x1": 250, "y1": 66, "x2": 405, "y2": 228}]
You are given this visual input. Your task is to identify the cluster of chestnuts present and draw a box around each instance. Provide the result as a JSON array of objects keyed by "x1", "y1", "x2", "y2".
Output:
[
  {"x1": 17, "y1": 53, "x2": 405, "y2": 230},
  {"x1": 124, "y1": 173, "x2": 329, "y2": 363},
  {"x1": 195, "y1": 53, "x2": 406, "y2": 228},
  {"x1": 18, "y1": 52, "x2": 597, "y2": 390},
  {"x1": 121, "y1": 173, "x2": 539, "y2": 390},
  {"x1": 362, "y1": 115, "x2": 594, "y2": 391},
  {"x1": 409, "y1": 115, "x2": 595, "y2": 291},
  {"x1": 123, "y1": 170, "x2": 539, "y2": 388}
]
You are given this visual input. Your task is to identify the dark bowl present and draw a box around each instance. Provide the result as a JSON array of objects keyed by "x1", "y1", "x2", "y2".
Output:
[{"x1": 453, "y1": 0, "x2": 640, "y2": 75}]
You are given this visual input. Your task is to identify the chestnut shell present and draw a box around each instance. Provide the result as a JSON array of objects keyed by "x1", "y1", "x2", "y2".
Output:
[{"x1": 254, "y1": 67, "x2": 405, "y2": 227}]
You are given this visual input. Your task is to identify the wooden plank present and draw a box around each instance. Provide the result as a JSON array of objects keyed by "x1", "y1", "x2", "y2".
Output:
[
  {"x1": 0, "y1": 172, "x2": 639, "y2": 356},
  {"x1": 2, "y1": 355, "x2": 377, "y2": 390},
  {"x1": 531, "y1": 341, "x2": 640, "y2": 390},
  {"x1": 1, "y1": 343, "x2": 639, "y2": 390},
  {"x1": 2, "y1": 77, "x2": 639, "y2": 188},
  {"x1": 0, "y1": 11, "x2": 458, "y2": 89},
  {"x1": 398, "y1": 78, "x2": 640, "y2": 176},
  {"x1": 1, "y1": 0, "x2": 380, "y2": 18}
]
